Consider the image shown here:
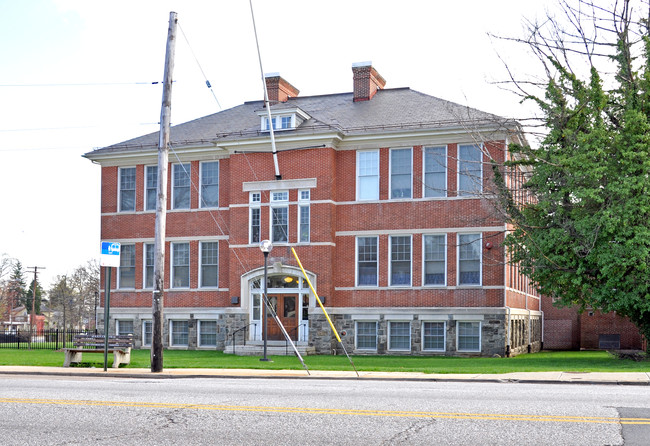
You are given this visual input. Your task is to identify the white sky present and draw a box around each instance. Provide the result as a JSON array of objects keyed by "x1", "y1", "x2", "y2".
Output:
[{"x1": 0, "y1": 0, "x2": 550, "y2": 288}]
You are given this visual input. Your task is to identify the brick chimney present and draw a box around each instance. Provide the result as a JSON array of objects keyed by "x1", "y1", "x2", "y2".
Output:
[
  {"x1": 264, "y1": 73, "x2": 300, "y2": 103},
  {"x1": 352, "y1": 62, "x2": 386, "y2": 102}
]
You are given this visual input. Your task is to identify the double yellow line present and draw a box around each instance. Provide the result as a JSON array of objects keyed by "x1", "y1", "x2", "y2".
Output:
[{"x1": 2, "y1": 397, "x2": 649, "y2": 425}]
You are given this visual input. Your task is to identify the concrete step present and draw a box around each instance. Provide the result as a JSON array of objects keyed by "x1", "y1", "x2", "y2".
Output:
[{"x1": 224, "y1": 341, "x2": 316, "y2": 356}]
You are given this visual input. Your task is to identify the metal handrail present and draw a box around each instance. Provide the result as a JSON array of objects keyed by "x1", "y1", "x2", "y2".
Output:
[
  {"x1": 285, "y1": 323, "x2": 307, "y2": 355},
  {"x1": 230, "y1": 322, "x2": 257, "y2": 355}
]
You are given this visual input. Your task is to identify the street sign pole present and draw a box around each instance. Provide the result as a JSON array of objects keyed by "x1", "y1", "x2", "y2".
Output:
[{"x1": 103, "y1": 267, "x2": 111, "y2": 372}]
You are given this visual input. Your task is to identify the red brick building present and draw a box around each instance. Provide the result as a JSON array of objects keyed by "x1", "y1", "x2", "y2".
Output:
[{"x1": 85, "y1": 62, "x2": 546, "y2": 356}]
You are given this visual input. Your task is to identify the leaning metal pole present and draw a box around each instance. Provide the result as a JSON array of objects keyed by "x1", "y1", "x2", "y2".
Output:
[{"x1": 152, "y1": 11, "x2": 177, "y2": 373}]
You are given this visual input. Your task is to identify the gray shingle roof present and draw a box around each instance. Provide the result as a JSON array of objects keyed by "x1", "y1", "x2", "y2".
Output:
[{"x1": 86, "y1": 87, "x2": 512, "y2": 156}]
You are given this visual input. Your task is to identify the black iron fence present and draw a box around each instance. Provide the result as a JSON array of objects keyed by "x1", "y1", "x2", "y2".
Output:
[{"x1": 0, "y1": 328, "x2": 98, "y2": 350}]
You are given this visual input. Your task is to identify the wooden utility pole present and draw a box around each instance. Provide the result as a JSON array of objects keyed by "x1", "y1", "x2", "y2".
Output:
[
  {"x1": 26, "y1": 265, "x2": 45, "y2": 350},
  {"x1": 152, "y1": 11, "x2": 177, "y2": 373}
]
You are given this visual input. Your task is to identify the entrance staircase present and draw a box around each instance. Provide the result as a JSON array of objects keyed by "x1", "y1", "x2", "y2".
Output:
[{"x1": 224, "y1": 340, "x2": 316, "y2": 356}]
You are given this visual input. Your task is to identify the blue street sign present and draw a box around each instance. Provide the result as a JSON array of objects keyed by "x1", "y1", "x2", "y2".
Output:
[{"x1": 100, "y1": 241, "x2": 121, "y2": 267}]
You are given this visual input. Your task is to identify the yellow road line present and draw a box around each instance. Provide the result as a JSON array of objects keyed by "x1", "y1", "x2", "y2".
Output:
[{"x1": 1, "y1": 397, "x2": 648, "y2": 425}]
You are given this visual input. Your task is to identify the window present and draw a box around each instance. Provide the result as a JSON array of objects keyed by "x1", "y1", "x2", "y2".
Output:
[
  {"x1": 458, "y1": 234, "x2": 481, "y2": 285},
  {"x1": 263, "y1": 115, "x2": 293, "y2": 131},
  {"x1": 119, "y1": 167, "x2": 136, "y2": 212},
  {"x1": 144, "y1": 243, "x2": 154, "y2": 289},
  {"x1": 142, "y1": 320, "x2": 152, "y2": 346},
  {"x1": 357, "y1": 150, "x2": 379, "y2": 200},
  {"x1": 250, "y1": 192, "x2": 261, "y2": 244},
  {"x1": 458, "y1": 144, "x2": 482, "y2": 195},
  {"x1": 172, "y1": 163, "x2": 191, "y2": 209},
  {"x1": 357, "y1": 237, "x2": 378, "y2": 286},
  {"x1": 116, "y1": 320, "x2": 134, "y2": 336},
  {"x1": 423, "y1": 235, "x2": 446, "y2": 286},
  {"x1": 356, "y1": 321, "x2": 377, "y2": 350},
  {"x1": 423, "y1": 321, "x2": 446, "y2": 351},
  {"x1": 424, "y1": 146, "x2": 446, "y2": 197},
  {"x1": 200, "y1": 161, "x2": 219, "y2": 208},
  {"x1": 298, "y1": 190, "x2": 310, "y2": 243},
  {"x1": 271, "y1": 191, "x2": 288, "y2": 243},
  {"x1": 199, "y1": 320, "x2": 217, "y2": 347},
  {"x1": 145, "y1": 165, "x2": 158, "y2": 211},
  {"x1": 390, "y1": 148, "x2": 412, "y2": 199},
  {"x1": 170, "y1": 320, "x2": 189, "y2": 346},
  {"x1": 457, "y1": 321, "x2": 481, "y2": 352},
  {"x1": 389, "y1": 321, "x2": 411, "y2": 351},
  {"x1": 118, "y1": 244, "x2": 135, "y2": 289},
  {"x1": 390, "y1": 235, "x2": 411, "y2": 286},
  {"x1": 200, "y1": 241, "x2": 218, "y2": 288},
  {"x1": 172, "y1": 242, "x2": 190, "y2": 288}
]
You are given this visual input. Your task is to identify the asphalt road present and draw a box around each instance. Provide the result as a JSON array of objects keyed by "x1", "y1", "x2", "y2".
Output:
[{"x1": 1, "y1": 375, "x2": 649, "y2": 445}]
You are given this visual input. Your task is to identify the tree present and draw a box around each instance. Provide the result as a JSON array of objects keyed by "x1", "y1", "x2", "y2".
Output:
[
  {"x1": 48, "y1": 260, "x2": 100, "y2": 329},
  {"x1": 0, "y1": 254, "x2": 16, "y2": 322},
  {"x1": 7, "y1": 261, "x2": 26, "y2": 314},
  {"x1": 493, "y1": 0, "x2": 650, "y2": 351},
  {"x1": 24, "y1": 277, "x2": 44, "y2": 316}
]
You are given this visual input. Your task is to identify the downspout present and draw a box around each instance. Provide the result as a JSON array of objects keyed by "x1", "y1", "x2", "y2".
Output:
[
  {"x1": 527, "y1": 309, "x2": 532, "y2": 353},
  {"x1": 505, "y1": 306, "x2": 511, "y2": 357},
  {"x1": 541, "y1": 310, "x2": 544, "y2": 350}
]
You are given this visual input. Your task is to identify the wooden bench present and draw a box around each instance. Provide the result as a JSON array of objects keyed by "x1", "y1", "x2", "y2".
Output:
[{"x1": 63, "y1": 334, "x2": 133, "y2": 368}]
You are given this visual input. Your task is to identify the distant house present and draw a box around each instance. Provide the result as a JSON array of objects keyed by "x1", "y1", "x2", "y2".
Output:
[
  {"x1": 84, "y1": 62, "x2": 547, "y2": 356},
  {"x1": 1, "y1": 305, "x2": 45, "y2": 332}
]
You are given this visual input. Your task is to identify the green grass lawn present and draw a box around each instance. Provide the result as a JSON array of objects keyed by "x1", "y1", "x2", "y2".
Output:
[{"x1": 0, "y1": 348, "x2": 648, "y2": 373}]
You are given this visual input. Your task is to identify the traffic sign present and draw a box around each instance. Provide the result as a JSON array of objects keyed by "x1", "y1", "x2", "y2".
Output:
[{"x1": 100, "y1": 241, "x2": 121, "y2": 267}]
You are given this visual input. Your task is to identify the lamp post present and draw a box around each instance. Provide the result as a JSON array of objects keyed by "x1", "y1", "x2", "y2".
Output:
[{"x1": 259, "y1": 239, "x2": 273, "y2": 361}]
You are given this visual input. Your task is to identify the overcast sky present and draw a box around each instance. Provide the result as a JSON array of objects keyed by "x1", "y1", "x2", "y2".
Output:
[{"x1": 0, "y1": 0, "x2": 550, "y2": 287}]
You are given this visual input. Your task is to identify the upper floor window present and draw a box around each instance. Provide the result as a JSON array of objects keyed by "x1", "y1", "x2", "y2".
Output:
[
  {"x1": 200, "y1": 161, "x2": 219, "y2": 208},
  {"x1": 458, "y1": 233, "x2": 481, "y2": 285},
  {"x1": 200, "y1": 241, "x2": 218, "y2": 288},
  {"x1": 298, "y1": 189, "x2": 310, "y2": 243},
  {"x1": 144, "y1": 243, "x2": 154, "y2": 289},
  {"x1": 263, "y1": 115, "x2": 293, "y2": 131},
  {"x1": 118, "y1": 244, "x2": 135, "y2": 289},
  {"x1": 357, "y1": 150, "x2": 379, "y2": 200},
  {"x1": 172, "y1": 242, "x2": 190, "y2": 288},
  {"x1": 271, "y1": 191, "x2": 288, "y2": 243},
  {"x1": 145, "y1": 165, "x2": 158, "y2": 211},
  {"x1": 424, "y1": 146, "x2": 447, "y2": 198},
  {"x1": 390, "y1": 235, "x2": 412, "y2": 286},
  {"x1": 423, "y1": 234, "x2": 446, "y2": 286},
  {"x1": 357, "y1": 236, "x2": 378, "y2": 286},
  {"x1": 390, "y1": 148, "x2": 412, "y2": 199},
  {"x1": 250, "y1": 192, "x2": 261, "y2": 244},
  {"x1": 119, "y1": 167, "x2": 136, "y2": 212},
  {"x1": 172, "y1": 163, "x2": 191, "y2": 209},
  {"x1": 458, "y1": 144, "x2": 483, "y2": 196}
]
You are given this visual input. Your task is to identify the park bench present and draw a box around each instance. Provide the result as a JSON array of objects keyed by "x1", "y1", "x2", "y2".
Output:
[{"x1": 62, "y1": 334, "x2": 133, "y2": 368}]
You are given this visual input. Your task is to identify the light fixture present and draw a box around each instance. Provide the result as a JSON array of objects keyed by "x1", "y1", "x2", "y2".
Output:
[
  {"x1": 284, "y1": 276, "x2": 293, "y2": 283},
  {"x1": 259, "y1": 240, "x2": 273, "y2": 362},
  {"x1": 259, "y1": 239, "x2": 273, "y2": 253}
]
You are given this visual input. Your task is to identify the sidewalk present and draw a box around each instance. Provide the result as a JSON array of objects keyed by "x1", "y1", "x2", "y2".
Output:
[{"x1": 1, "y1": 366, "x2": 649, "y2": 385}]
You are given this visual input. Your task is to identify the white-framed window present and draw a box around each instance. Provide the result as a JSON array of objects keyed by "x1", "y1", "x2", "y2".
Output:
[
  {"x1": 458, "y1": 144, "x2": 483, "y2": 196},
  {"x1": 388, "y1": 321, "x2": 411, "y2": 351},
  {"x1": 458, "y1": 234, "x2": 481, "y2": 285},
  {"x1": 200, "y1": 161, "x2": 219, "y2": 208},
  {"x1": 145, "y1": 165, "x2": 158, "y2": 211},
  {"x1": 263, "y1": 115, "x2": 293, "y2": 131},
  {"x1": 142, "y1": 320, "x2": 152, "y2": 347},
  {"x1": 250, "y1": 192, "x2": 261, "y2": 244},
  {"x1": 116, "y1": 319, "x2": 134, "y2": 336},
  {"x1": 422, "y1": 321, "x2": 446, "y2": 351},
  {"x1": 118, "y1": 244, "x2": 135, "y2": 289},
  {"x1": 119, "y1": 167, "x2": 136, "y2": 212},
  {"x1": 457, "y1": 321, "x2": 481, "y2": 352},
  {"x1": 298, "y1": 189, "x2": 310, "y2": 243},
  {"x1": 390, "y1": 235, "x2": 411, "y2": 286},
  {"x1": 423, "y1": 235, "x2": 446, "y2": 286},
  {"x1": 172, "y1": 163, "x2": 191, "y2": 209},
  {"x1": 270, "y1": 191, "x2": 289, "y2": 243},
  {"x1": 423, "y1": 146, "x2": 447, "y2": 198},
  {"x1": 357, "y1": 150, "x2": 379, "y2": 200},
  {"x1": 198, "y1": 320, "x2": 217, "y2": 347},
  {"x1": 390, "y1": 148, "x2": 412, "y2": 199},
  {"x1": 172, "y1": 242, "x2": 190, "y2": 288},
  {"x1": 356, "y1": 236, "x2": 378, "y2": 286},
  {"x1": 144, "y1": 243, "x2": 154, "y2": 289},
  {"x1": 355, "y1": 321, "x2": 377, "y2": 350},
  {"x1": 200, "y1": 241, "x2": 218, "y2": 288},
  {"x1": 170, "y1": 320, "x2": 189, "y2": 346}
]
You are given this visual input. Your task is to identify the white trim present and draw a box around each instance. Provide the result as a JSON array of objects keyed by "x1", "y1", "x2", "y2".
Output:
[
  {"x1": 243, "y1": 178, "x2": 317, "y2": 192},
  {"x1": 457, "y1": 143, "x2": 484, "y2": 196},
  {"x1": 171, "y1": 162, "x2": 191, "y2": 210},
  {"x1": 456, "y1": 320, "x2": 482, "y2": 353},
  {"x1": 452, "y1": 314, "x2": 485, "y2": 321},
  {"x1": 142, "y1": 242, "x2": 154, "y2": 290},
  {"x1": 337, "y1": 226, "x2": 505, "y2": 237},
  {"x1": 350, "y1": 314, "x2": 381, "y2": 320},
  {"x1": 421, "y1": 320, "x2": 446, "y2": 352},
  {"x1": 389, "y1": 147, "x2": 413, "y2": 200},
  {"x1": 355, "y1": 320, "x2": 378, "y2": 351},
  {"x1": 197, "y1": 319, "x2": 218, "y2": 348},
  {"x1": 118, "y1": 166, "x2": 136, "y2": 213},
  {"x1": 388, "y1": 320, "x2": 411, "y2": 351},
  {"x1": 144, "y1": 165, "x2": 158, "y2": 212},
  {"x1": 356, "y1": 149, "x2": 379, "y2": 201},
  {"x1": 199, "y1": 160, "x2": 219, "y2": 209},
  {"x1": 169, "y1": 319, "x2": 189, "y2": 347},
  {"x1": 457, "y1": 233, "x2": 482, "y2": 286},
  {"x1": 199, "y1": 240, "x2": 219, "y2": 289},
  {"x1": 269, "y1": 192, "x2": 289, "y2": 243},
  {"x1": 117, "y1": 243, "x2": 136, "y2": 290},
  {"x1": 355, "y1": 235, "x2": 379, "y2": 287},
  {"x1": 171, "y1": 241, "x2": 191, "y2": 289},
  {"x1": 141, "y1": 319, "x2": 152, "y2": 347}
]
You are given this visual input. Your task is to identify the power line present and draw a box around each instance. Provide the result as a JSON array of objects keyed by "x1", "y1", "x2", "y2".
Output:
[{"x1": 0, "y1": 81, "x2": 164, "y2": 87}]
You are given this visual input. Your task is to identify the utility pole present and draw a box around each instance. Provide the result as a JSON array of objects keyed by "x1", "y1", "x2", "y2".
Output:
[
  {"x1": 26, "y1": 266, "x2": 45, "y2": 350},
  {"x1": 152, "y1": 11, "x2": 177, "y2": 373}
]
